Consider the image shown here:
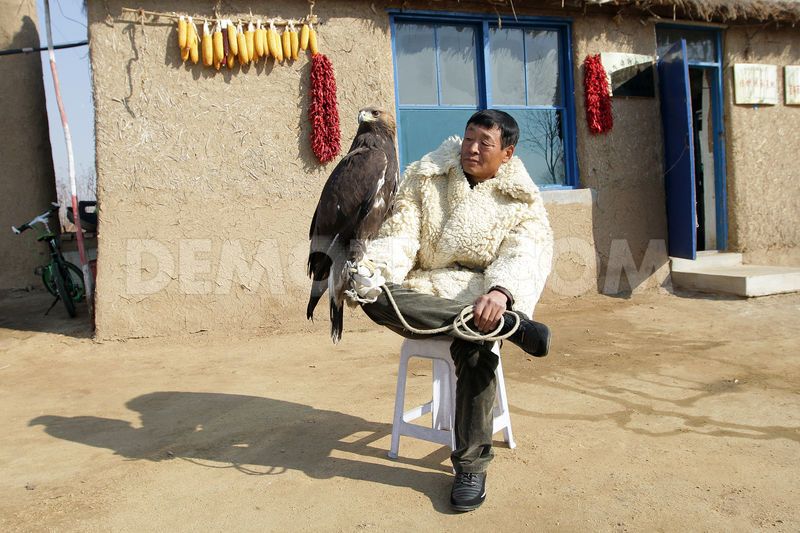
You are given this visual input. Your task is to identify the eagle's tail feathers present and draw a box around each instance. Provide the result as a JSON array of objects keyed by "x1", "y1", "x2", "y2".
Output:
[
  {"x1": 306, "y1": 278, "x2": 329, "y2": 320},
  {"x1": 306, "y1": 294, "x2": 322, "y2": 320},
  {"x1": 308, "y1": 252, "x2": 332, "y2": 281},
  {"x1": 330, "y1": 300, "x2": 344, "y2": 344}
]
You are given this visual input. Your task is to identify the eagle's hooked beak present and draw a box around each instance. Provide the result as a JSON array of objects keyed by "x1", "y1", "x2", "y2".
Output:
[{"x1": 358, "y1": 110, "x2": 375, "y2": 123}]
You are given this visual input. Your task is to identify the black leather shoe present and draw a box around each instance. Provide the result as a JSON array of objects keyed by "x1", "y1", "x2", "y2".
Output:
[
  {"x1": 506, "y1": 318, "x2": 551, "y2": 357},
  {"x1": 450, "y1": 472, "x2": 487, "y2": 512}
]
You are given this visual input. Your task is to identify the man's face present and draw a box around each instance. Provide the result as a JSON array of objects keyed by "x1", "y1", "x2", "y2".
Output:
[{"x1": 460, "y1": 123, "x2": 515, "y2": 182}]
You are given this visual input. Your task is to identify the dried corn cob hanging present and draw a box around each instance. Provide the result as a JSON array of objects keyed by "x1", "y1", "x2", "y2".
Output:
[
  {"x1": 281, "y1": 27, "x2": 291, "y2": 62},
  {"x1": 308, "y1": 23, "x2": 319, "y2": 56},
  {"x1": 223, "y1": 20, "x2": 235, "y2": 69},
  {"x1": 188, "y1": 17, "x2": 199, "y2": 64},
  {"x1": 289, "y1": 23, "x2": 299, "y2": 60},
  {"x1": 245, "y1": 21, "x2": 256, "y2": 63},
  {"x1": 268, "y1": 21, "x2": 283, "y2": 62},
  {"x1": 236, "y1": 22, "x2": 249, "y2": 65},
  {"x1": 227, "y1": 18, "x2": 238, "y2": 57},
  {"x1": 213, "y1": 20, "x2": 224, "y2": 70},
  {"x1": 255, "y1": 21, "x2": 266, "y2": 60},
  {"x1": 180, "y1": 15, "x2": 193, "y2": 63},
  {"x1": 178, "y1": 15, "x2": 188, "y2": 50},
  {"x1": 202, "y1": 20, "x2": 213, "y2": 67},
  {"x1": 300, "y1": 23, "x2": 309, "y2": 51},
  {"x1": 181, "y1": 33, "x2": 191, "y2": 63}
]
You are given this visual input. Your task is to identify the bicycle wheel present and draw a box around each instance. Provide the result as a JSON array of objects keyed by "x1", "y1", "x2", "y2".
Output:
[
  {"x1": 42, "y1": 261, "x2": 85, "y2": 302},
  {"x1": 53, "y1": 264, "x2": 77, "y2": 317}
]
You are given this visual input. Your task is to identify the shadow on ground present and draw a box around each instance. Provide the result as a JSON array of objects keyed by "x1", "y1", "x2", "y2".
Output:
[
  {"x1": 29, "y1": 391, "x2": 457, "y2": 513},
  {"x1": 508, "y1": 369, "x2": 800, "y2": 443},
  {"x1": 0, "y1": 289, "x2": 92, "y2": 338}
]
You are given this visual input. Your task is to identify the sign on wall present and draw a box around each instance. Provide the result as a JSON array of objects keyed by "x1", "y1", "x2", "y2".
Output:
[
  {"x1": 733, "y1": 64, "x2": 778, "y2": 105},
  {"x1": 786, "y1": 66, "x2": 800, "y2": 105},
  {"x1": 599, "y1": 52, "x2": 655, "y2": 97}
]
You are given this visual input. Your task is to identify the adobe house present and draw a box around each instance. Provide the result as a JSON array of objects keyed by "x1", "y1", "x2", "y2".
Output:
[{"x1": 85, "y1": 0, "x2": 800, "y2": 339}]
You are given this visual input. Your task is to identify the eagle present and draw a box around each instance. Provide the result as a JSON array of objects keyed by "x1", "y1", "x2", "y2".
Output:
[{"x1": 307, "y1": 107, "x2": 399, "y2": 342}]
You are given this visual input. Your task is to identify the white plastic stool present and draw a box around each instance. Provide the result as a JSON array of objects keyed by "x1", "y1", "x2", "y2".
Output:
[{"x1": 388, "y1": 337, "x2": 515, "y2": 459}]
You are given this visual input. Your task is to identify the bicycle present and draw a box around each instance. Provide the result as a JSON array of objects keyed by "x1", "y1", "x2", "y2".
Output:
[{"x1": 12, "y1": 203, "x2": 86, "y2": 317}]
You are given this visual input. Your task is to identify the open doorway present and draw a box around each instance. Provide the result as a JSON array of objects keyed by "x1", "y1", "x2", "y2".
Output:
[
  {"x1": 656, "y1": 26, "x2": 727, "y2": 259},
  {"x1": 689, "y1": 68, "x2": 716, "y2": 251}
]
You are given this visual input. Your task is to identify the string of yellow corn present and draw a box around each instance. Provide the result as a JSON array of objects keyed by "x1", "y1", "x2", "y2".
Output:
[{"x1": 175, "y1": 14, "x2": 319, "y2": 69}]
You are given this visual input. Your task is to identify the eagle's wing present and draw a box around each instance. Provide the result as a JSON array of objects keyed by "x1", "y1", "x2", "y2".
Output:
[
  {"x1": 355, "y1": 146, "x2": 399, "y2": 243},
  {"x1": 307, "y1": 146, "x2": 391, "y2": 322}
]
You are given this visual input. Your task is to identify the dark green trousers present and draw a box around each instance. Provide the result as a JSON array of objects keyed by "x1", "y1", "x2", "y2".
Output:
[{"x1": 361, "y1": 283, "x2": 501, "y2": 474}]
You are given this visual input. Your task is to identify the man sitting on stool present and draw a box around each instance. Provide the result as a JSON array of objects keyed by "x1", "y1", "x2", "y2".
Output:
[{"x1": 358, "y1": 110, "x2": 554, "y2": 512}]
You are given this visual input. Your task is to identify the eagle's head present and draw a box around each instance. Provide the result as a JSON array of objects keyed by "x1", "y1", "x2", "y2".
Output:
[{"x1": 357, "y1": 107, "x2": 396, "y2": 132}]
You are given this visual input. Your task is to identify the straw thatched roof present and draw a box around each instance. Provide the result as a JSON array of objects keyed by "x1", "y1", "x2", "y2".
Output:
[
  {"x1": 469, "y1": 0, "x2": 800, "y2": 24},
  {"x1": 583, "y1": 0, "x2": 800, "y2": 24}
]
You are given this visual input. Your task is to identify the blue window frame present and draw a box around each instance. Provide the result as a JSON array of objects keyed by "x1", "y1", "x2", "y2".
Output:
[{"x1": 389, "y1": 11, "x2": 578, "y2": 188}]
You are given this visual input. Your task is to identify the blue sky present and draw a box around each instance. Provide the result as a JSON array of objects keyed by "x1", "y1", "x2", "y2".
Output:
[{"x1": 35, "y1": 0, "x2": 95, "y2": 200}]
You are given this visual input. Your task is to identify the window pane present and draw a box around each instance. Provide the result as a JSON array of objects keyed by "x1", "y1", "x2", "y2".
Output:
[
  {"x1": 526, "y1": 29, "x2": 560, "y2": 106},
  {"x1": 656, "y1": 28, "x2": 716, "y2": 63},
  {"x1": 438, "y1": 26, "x2": 479, "y2": 105},
  {"x1": 490, "y1": 28, "x2": 525, "y2": 105},
  {"x1": 398, "y1": 108, "x2": 477, "y2": 171},
  {"x1": 500, "y1": 108, "x2": 566, "y2": 186},
  {"x1": 396, "y1": 23, "x2": 438, "y2": 105}
]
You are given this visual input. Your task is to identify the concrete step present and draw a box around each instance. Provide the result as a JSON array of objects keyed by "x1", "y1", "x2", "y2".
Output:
[
  {"x1": 671, "y1": 264, "x2": 800, "y2": 297},
  {"x1": 670, "y1": 251, "x2": 743, "y2": 271}
]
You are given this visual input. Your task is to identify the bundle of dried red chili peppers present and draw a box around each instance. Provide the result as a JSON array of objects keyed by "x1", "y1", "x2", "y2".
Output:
[
  {"x1": 309, "y1": 53, "x2": 341, "y2": 163},
  {"x1": 583, "y1": 54, "x2": 613, "y2": 134}
]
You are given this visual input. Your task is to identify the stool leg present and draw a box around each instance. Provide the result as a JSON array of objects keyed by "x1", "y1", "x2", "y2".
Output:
[
  {"x1": 494, "y1": 358, "x2": 516, "y2": 449},
  {"x1": 388, "y1": 354, "x2": 410, "y2": 459},
  {"x1": 447, "y1": 359, "x2": 457, "y2": 451},
  {"x1": 432, "y1": 358, "x2": 451, "y2": 431}
]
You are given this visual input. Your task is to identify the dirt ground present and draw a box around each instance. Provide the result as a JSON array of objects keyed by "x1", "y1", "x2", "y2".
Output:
[{"x1": 0, "y1": 288, "x2": 798, "y2": 532}]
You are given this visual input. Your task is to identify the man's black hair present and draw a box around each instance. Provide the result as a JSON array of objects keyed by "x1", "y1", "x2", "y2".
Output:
[{"x1": 466, "y1": 109, "x2": 520, "y2": 148}]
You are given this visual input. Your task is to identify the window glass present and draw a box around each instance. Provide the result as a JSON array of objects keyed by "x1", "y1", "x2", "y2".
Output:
[
  {"x1": 438, "y1": 26, "x2": 479, "y2": 105},
  {"x1": 656, "y1": 28, "x2": 716, "y2": 63},
  {"x1": 393, "y1": 19, "x2": 572, "y2": 187},
  {"x1": 500, "y1": 108, "x2": 566, "y2": 185},
  {"x1": 490, "y1": 27, "x2": 526, "y2": 105},
  {"x1": 396, "y1": 23, "x2": 438, "y2": 105},
  {"x1": 398, "y1": 108, "x2": 477, "y2": 169},
  {"x1": 526, "y1": 29, "x2": 560, "y2": 106}
]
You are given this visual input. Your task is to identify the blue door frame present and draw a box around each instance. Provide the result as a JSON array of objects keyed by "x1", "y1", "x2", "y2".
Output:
[{"x1": 657, "y1": 25, "x2": 728, "y2": 252}]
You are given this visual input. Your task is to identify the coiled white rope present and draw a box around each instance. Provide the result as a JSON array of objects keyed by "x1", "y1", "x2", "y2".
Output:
[
  {"x1": 347, "y1": 259, "x2": 522, "y2": 342},
  {"x1": 379, "y1": 284, "x2": 521, "y2": 342}
]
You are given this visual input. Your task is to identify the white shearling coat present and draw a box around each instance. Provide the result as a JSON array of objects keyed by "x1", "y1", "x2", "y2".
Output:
[{"x1": 367, "y1": 136, "x2": 554, "y2": 317}]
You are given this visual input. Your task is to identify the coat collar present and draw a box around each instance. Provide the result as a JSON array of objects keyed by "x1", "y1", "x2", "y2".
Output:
[{"x1": 404, "y1": 136, "x2": 541, "y2": 203}]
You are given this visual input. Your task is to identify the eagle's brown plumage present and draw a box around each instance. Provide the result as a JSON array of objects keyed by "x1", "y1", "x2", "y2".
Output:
[{"x1": 307, "y1": 107, "x2": 399, "y2": 342}]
